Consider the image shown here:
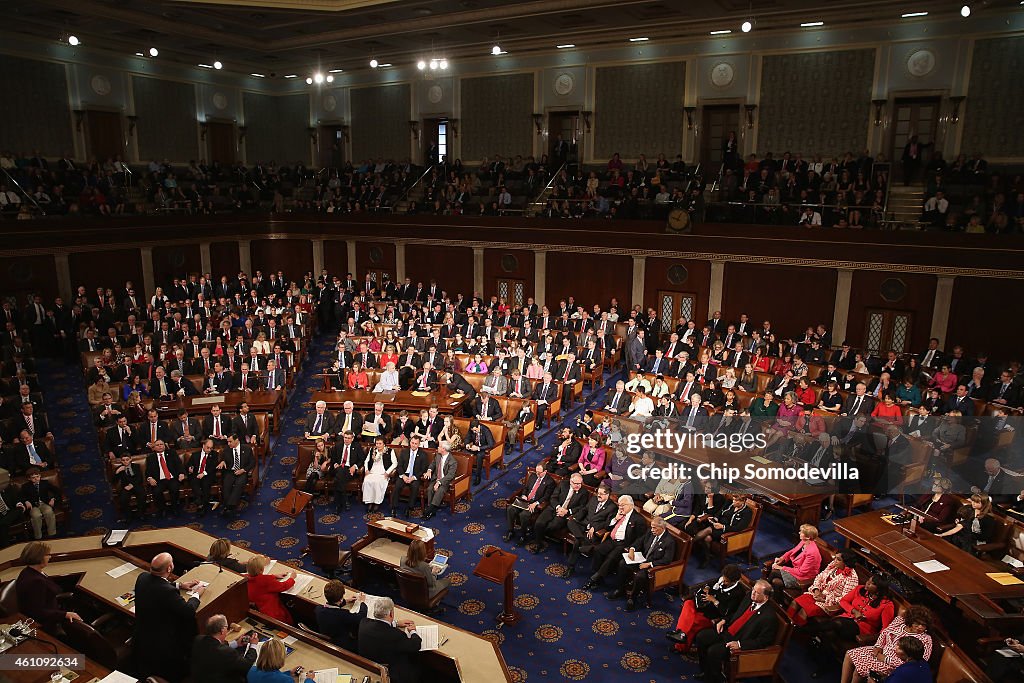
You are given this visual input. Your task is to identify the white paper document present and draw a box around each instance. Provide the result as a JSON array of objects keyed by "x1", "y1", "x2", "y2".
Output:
[
  {"x1": 283, "y1": 573, "x2": 314, "y2": 595},
  {"x1": 264, "y1": 559, "x2": 277, "y2": 574},
  {"x1": 913, "y1": 559, "x2": 950, "y2": 573},
  {"x1": 106, "y1": 562, "x2": 138, "y2": 579},
  {"x1": 105, "y1": 529, "x2": 129, "y2": 545},
  {"x1": 621, "y1": 552, "x2": 647, "y2": 565},
  {"x1": 97, "y1": 672, "x2": 139, "y2": 683},
  {"x1": 416, "y1": 624, "x2": 439, "y2": 650},
  {"x1": 311, "y1": 668, "x2": 339, "y2": 683},
  {"x1": 1002, "y1": 554, "x2": 1024, "y2": 569},
  {"x1": 996, "y1": 648, "x2": 1022, "y2": 658}
]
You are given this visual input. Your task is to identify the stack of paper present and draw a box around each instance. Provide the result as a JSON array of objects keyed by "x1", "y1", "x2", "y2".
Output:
[
  {"x1": 416, "y1": 624, "x2": 439, "y2": 650},
  {"x1": 283, "y1": 573, "x2": 314, "y2": 595},
  {"x1": 912, "y1": 559, "x2": 950, "y2": 573},
  {"x1": 106, "y1": 562, "x2": 138, "y2": 579},
  {"x1": 105, "y1": 530, "x2": 129, "y2": 546}
]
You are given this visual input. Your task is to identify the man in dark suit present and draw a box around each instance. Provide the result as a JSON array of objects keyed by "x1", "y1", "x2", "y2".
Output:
[
  {"x1": 315, "y1": 580, "x2": 368, "y2": 652},
  {"x1": 217, "y1": 434, "x2": 254, "y2": 516},
  {"x1": 234, "y1": 364, "x2": 258, "y2": 392},
  {"x1": 304, "y1": 401, "x2": 336, "y2": 440},
  {"x1": 261, "y1": 359, "x2": 285, "y2": 391},
  {"x1": 680, "y1": 395, "x2": 710, "y2": 431},
  {"x1": 603, "y1": 380, "x2": 631, "y2": 414},
  {"x1": 695, "y1": 580, "x2": 779, "y2": 683},
  {"x1": 145, "y1": 441, "x2": 185, "y2": 516},
  {"x1": 943, "y1": 384, "x2": 975, "y2": 416},
  {"x1": 829, "y1": 343, "x2": 856, "y2": 371},
  {"x1": 411, "y1": 362, "x2": 439, "y2": 392},
  {"x1": 444, "y1": 371, "x2": 478, "y2": 402},
  {"x1": 188, "y1": 439, "x2": 219, "y2": 516},
  {"x1": 531, "y1": 372, "x2": 560, "y2": 423},
  {"x1": 105, "y1": 416, "x2": 136, "y2": 461},
  {"x1": 332, "y1": 430, "x2": 364, "y2": 512},
  {"x1": 233, "y1": 403, "x2": 260, "y2": 446},
  {"x1": 390, "y1": 436, "x2": 427, "y2": 517},
  {"x1": 611, "y1": 516, "x2": 677, "y2": 610},
  {"x1": 531, "y1": 472, "x2": 590, "y2": 553},
  {"x1": 134, "y1": 552, "x2": 205, "y2": 682},
  {"x1": 191, "y1": 614, "x2": 258, "y2": 683},
  {"x1": 464, "y1": 419, "x2": 495, "y2": 485},
  {"x1": 5, "y1": 430, "x2": 53, "y2": 473},
  {"x1": 840, "y1": 383, "x2": 874, "y2": 417},
  {"x1": 474, "y1": 393, "x2": 504, "y2": 422},
  {"x1": 503, "y1": 463, "x2": 556, "y2": 546},
  {"x1": 202, "y1": 405, "x2": 232, "y2": 446},
  {"x1": 113, "y1": 453, "x2": 146, "y2": 521},
  {"x1": 358, "y1": 598, "x2": 422, "y2": 683},
  {"x1": 20, "y1": 467, "x2": 60, "y2": 539},
  {"x1": 169, "y1": 408, "x2": 202, "y2": 451},
  {"x1": 583, "y1": 495, "x2": 647, "y2": 590},
  {"x1": 565, "y1": 483, "x2": 616, "y2": 575}
]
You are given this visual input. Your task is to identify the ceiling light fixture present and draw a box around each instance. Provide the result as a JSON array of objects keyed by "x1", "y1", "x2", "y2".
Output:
[
  {"x1": 198, "y1": 63, "x2": 213, "y2": 69},
  {"x1": 741, "y1": 20, "x2": 753, "y2": 32},
  {"x1": 326, "y1": 74, "x2": 334, "y2": 83},
  {"x1": 370, "y1": 58, "x2": 379, "y2": 68},
  {"x1": 250, "y1": 73, "x2": 265, "y2": 78},
  {"x1": 417, "y1": 60, "x2": 426, "y2": 70},
  {"x1": 284, "y1": 74, "x2": 298, "y2": 78},
  {"x1": 961, "y1": 4, "x2": 971, "y2": 16},
  {"x1": 135, "y1": 52, "x2": 144, "y2": 57},
  {"x1": 628, "y1": 37, "x2": 649, "y2": 42},
  {"x1": 491, "y1": 44, "x2": 502, "y2": 55},
  {"x1": 148, "y1": 47, "x2": 159, "y2": 57},
  {"x1": 710, "y1": 30, "x2": 732, "y2": 35},
  {"x1": 213, "y1": 60, "x2": 223, "y2": 70},
  {"x1": 439, "y1": 59, "x2": 448, "y2": 69},
  {"x1": 305, "y1": 77, "x2": 313, "y2": 84},
  {"x1": 800, "y1": 21, "x2": 824, "y2": 27},
  {"x1": 429, "y1": 58, "x2": 438, "y2": 70},
  {"x1": 556, "y1": 44, "x2": 575, "y2": 49},
  {"x1": 901, "y1": 11, "x2": 928, "y2": 17},
  {"x1": 67, "y1": 35, "x2": 80, "y2": 46},
  {"x1": 328, "y1": 69, "x2": 343, "y2": 73},
  {"x1": 314, "y1": 72, "x2": 324, "y2": 84},
  {"x1": 378, "y1": 63, "x2": 392, "y2": 68}
]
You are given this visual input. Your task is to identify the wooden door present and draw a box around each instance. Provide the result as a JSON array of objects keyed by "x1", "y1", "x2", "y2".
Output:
[
  {"x1": 890, "y1": 97, "x2": 940, "y2": 183},
  {"x1": 657, "y1": 290, "x2": 696, "y2": 333},
  {"x1": 864, "y1": 309, "x2": 913, "y2": 356},
  {"x1": 85, "y1": 110, "x2": 124, "y2": 161},
  {"x1": 496, "y1": 278, "x2": 526, "y2": 310},
  {"x1": 318, "y1": 125, "x2": 343, "y2": 169},
  {"x1": 699, "y1": 105, "x2": 740, "y2": 171},
  {"x1": 207, "y1": 121, "x2": 235, "y2": 165},
  {"x1": 547, "y1": 111, "x2": 579, "y2": 165}
]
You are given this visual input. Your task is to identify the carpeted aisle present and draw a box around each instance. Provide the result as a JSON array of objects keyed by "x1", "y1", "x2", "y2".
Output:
[{"x1": 41, "y1": 335, "x2": 848, "y2": 682}]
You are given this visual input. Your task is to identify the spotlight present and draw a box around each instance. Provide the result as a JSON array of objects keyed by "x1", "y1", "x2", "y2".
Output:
[
  {"x1": 961, "y1": 4, "x2": 971, "y2": 17},
  {"x1": 370, "y1": 58, "x2": 379, "y2": 68},
  {"x1": 149, "y1": 47, "x2": 159, "y2": 57},
  {"x1": 741, "y1": 20, "x2": 752, "y2": 32},
  {"x1": 213, "y1": 60, "x2": 222, "y2": 70},
  {"x1": 68, "y1": 35, "x2": 80, "y2": 46},
  {"x1": 429, "y1": 59, "x2": 438, "y2": 70},
  {"x1": 326, "y1": 75, "x2": 334, "y2": 83},
  {"x1": 492, "y1": 44, "x2": 502, "y2": 55},
  {"x1": 314, "y1": 73, "x2": 324, "y2": 84},
  {"x1": 417, "y1": 60, "x2": 426, "y2": 70},
  {"x1": 305, "y1": 77, "x2": 313, "y2": 85},
  {"x1": 439, "y1": 59, "x2": 448, "y2": 70}
]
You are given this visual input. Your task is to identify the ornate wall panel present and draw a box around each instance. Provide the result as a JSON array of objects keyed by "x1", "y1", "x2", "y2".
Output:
[{"x1": 594, "y1": 62, "x2": 685, "y2": 160}]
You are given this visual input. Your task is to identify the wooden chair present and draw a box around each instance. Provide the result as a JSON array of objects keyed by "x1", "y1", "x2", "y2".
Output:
[
  {"x1": 307, "y1": 532, "x2": 351, "y2": 577},
  {"x1": 438, "y1": 452, "x2": 473, "y2": 512},
  {"x1": 62, "y1": 619, "x2": 132, "y2": 671},
  {"x1": 725, "y1": 599, "x2": 794, "y2": 683},
  {"x1": 396, "y1": 567, "x2": 449, "y2": 615},
  {"x1": 712, "y1": 499, "x2": 762, "y2": 567},
  {"x1": 647, "y1": 528, "x2": 692, "y2": 600}
]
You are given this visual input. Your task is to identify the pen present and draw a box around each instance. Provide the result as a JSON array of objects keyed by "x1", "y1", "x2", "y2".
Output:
[{"x1": 438, "y1": 637, "x2": 448, "y2": 647}]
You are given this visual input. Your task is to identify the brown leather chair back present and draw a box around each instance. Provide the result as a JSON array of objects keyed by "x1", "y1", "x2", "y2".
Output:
[
  {"x1": 0, "y1": 581, "x2": 19, "y2": 617},
  {"x1": 307, "y1": 533, "x2": 343, "y2": 573},
  {"x1": 63, "y1": 619, "x2": 119, "y2": 669},
  {"x1": 395, "y1": 567, "x2": 432, "y2": 612}
]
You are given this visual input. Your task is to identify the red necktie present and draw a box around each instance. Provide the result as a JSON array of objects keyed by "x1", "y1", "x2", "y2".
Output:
[
  {"x1": 728, "y1": 606, "x2": 756, "y2": 636},
  {"x1": 342, "y1": 445, "x2": 350, "y2": 466},
  {"x1": 610, "y1": 514, "x2": 627, "y2": 539},
  {"x1": 159, "y1": 454, "x2": 171, "y2": 479},
  {"x1": 528, "y1": 475, "x2": 543, "y2": 500}
]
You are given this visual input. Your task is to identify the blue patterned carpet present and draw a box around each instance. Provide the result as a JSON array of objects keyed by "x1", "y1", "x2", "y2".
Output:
[{"x1": 42, "y1": 334, "x2": 848, "y2": 682}]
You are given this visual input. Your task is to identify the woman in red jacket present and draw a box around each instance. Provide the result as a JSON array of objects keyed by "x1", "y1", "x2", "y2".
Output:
[
  {"x1": 802, "y1": 574, "x2": 896, "y2": 647},
  {"x1": 246, "y1": 555, "x2": 296, "y2": 624},
  {"x1": 765, "y1": 524, "x2": 823, "y2": 599}
]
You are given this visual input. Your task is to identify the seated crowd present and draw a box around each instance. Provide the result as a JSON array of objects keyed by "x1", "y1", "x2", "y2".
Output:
[{"x1": 919, "y1": 153, "x2": 1024, "y2": 233}]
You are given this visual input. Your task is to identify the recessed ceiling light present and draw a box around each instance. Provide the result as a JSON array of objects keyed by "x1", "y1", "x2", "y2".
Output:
[
  {"x1": 325, "y1": 75, "x2": 334, "y2": 83},
  {"x1": 135, "y1": 52, "x2": 144, "y2": 57},
  {"x1": 328, "y1": 69, "x2": 343, "y2": 73},
  {"x1": 67, "y1": 35, "x2": 80, "y2": 46},
  {"x1": 800, "y1": 21, "x2": 824, "y2": 27},
  {"x1": 961, "y1": 4, "x2": 971, "y2": 16},
  {"x1": 370, "y1": 59, "x2": 379, "y2": 68},
  {"x1": 556, "y1": 44, "x2": 575, "y2": 49},
  {"x1": 628, "y1": 37, "x2": 649, "y2": 42},
  {"x1": 741, "y1": 20, "x2": 753, "y2": 32},
  {"x1": 429, "y1": 59, "x2": 438, "y2": 70},
  {"x1": 417, "y1": 60, "x2": 426, "y2": 70},
  {"x1": 148, "y1": 47, "x2": 159, "y2": 57},
  {"x1": 710, "y1": 30, "x2": 732, "y2": 35},
  {"x1": 250, "y1": 73, "x2": 265, "y2": 78},
  {"x1": 491, "y1": 44, "x2": 502, "y2": 55},
  {"x1": 305, "y1": 77, "x2": 313, "y2": 84},
  {"x1": 438, "y1": 59, "x2": 448, "y2": 69},
  {"x1": 314, "y1": 73, "x2": 324, "y2": 84},
  {"x1": 284, "y1": 74, "x2": 298, "y2": 78},
  {"x1": 901, "y1": 12, "x2": 928, "y2": 18},
  {"x1": 198, "y1": 63, "x2": 213, "y2": 69},
  {"x1": 213, "y1": 60, "x2": 222, "y2": 70},
  {"x1": 378, "y1": 63, "x2": 392, "y2": 67}
]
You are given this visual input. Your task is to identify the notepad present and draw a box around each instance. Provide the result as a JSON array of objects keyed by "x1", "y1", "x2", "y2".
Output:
[
  {"x1": 284, "y1": 573, "x2": 314, "y2": 595},
  {"x1": 987, "y1": 572, "x2": 1024, "y2": 586},
  {"x1": 310, "y1": 668, "x2": 339, "y2": 683},
  {"x1": 1002, "y1": 555, "x2": 1024, "y2": 569},
  {"x1": 913, "y1": 559, "x2": 950, "y2": 573},
  {"x1": 416, "y1": 624, "x2": 440, "y2": 650},
  {"x1": 106, "y1": 562, "x2": 138, "y2": 579},
  {"x1": 622, "y1": 551, "x2": 647, "y2": 565},
  {"x1": 105, "y1": 529, "x2": 129, "y2": 546}
]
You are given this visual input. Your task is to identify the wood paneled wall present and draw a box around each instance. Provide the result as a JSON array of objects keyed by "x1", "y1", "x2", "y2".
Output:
[
  {"x1": 643, "y1": 258, "x2": 712, "y2": 321},
  {"x1": 250, "y1": 239, "x2": 313, "y2": 280},
  {"x1": 0, "y1": 255, "x2": 59, "y2": 302},
  {"x1": 151, "y1": 244, "x2": 202, "y2": 289},
  {"x1": 545, "y1": 252, "x2": 632, "y2": 312},
  {"x1": 355, "y1": 241, "x2": 396, "y2": 280},
  {"x1": 323, "y1": 239, "x2": 349, "y2": 276},
  {"x1": 483, "y1": 248, "x2": 534, "y2": 303},
  {"x1": 405, "y1": 245, "x2": 473, "y2": 297},
  {"x1": 209, "y1": 241, "x2": 241, "y2": 278},
  {"x1": 846, "y1": 271, "x2": 936, "y2": 352},
  {"x1": 949, "y1": 277, "x2": 1024, "y2": 363},
  {"x1": 722, "y1": 263, "x2": 838, "y2": 337},
  {"x1": 69, "y1": 249, "x2": 143, "y2": 296}
]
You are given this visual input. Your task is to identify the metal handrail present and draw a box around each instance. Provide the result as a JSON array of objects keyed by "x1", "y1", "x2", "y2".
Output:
[
  {"x1": 395, "y1": 164, "x2": 436, "y2": 206},
  {"x1": 0, "y1": 167, "x2": 45, "y2": 216},
  {"x1": 527, "y1": 161, "x2": 568, "y2": 207}
]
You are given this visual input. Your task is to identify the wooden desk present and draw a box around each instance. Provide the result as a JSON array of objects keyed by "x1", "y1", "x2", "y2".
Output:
[
  {"x1": 834, "y1": 510, "x2": 1023, "y2": 604},
  {"x1": 176, "y1": 562, "x2": 251, "y2": 628},
  {"x1": 152, "y1": 390, "x2": 282, "y2": 432},
  {"x1": 309, "y1": 388, "x2": 470, "y2": 415},
  {"x1": 368, "y1": 518, "x2": 436, "y2": 556},
  {"x1": 0, "y1": 615, "x2": 111, "y2": 683}
]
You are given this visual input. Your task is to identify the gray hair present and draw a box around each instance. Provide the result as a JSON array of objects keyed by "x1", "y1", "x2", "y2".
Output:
[
  {"x1": 372, "y1": 597, "x2": 395, "y2": 620},
  {"x1": 617, "y1": 495, "x2": 634, "y2": 506}
]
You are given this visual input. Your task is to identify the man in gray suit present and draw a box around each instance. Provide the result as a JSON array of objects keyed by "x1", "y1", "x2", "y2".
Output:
[
  {"x1": 422, "y1": 442, "x2": 457, "y2": 520},
  {"x1": 625, "y1": 328, "x2": 647, "y2": 372}
]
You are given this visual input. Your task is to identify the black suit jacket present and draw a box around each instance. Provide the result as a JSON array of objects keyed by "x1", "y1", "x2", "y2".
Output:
[
  {"x1": 15, "y1": 566, "x2": 66, "y2": 634},
  {"x1": 190, "y1": 634, "x2": 256, "y2": 683},
  {"x1": 547, "y1": 480, "x2": 591, "y2": 517},
  {"x1": 144, "y1": 449, "x2": 183, "y2": 480},
  {"x1": 474, "y1": 396, "x2": 504, "y2": 421},
  {"x1": 133, "y1": 572, "x2": 200, "y2": 677},
  {"x1": 725, "y1": 599, "x2": 779, "y2": 651},
  {"x1": 580, "y1": 497, "x2": 616, "y2": 530},
  {"x1": 316, "y1": 601, "x2": 368, "y2": 651},
  {"x1": 518, "y1": 472, "x2": 556, "y2": 505},
  {"x1": 604, "y1": 511, "x2": 647, "y2": 547},
  {"x1": 358, "y1": 618, "x2": 422, "y2": 683},
  {"x1": 636, "y1": 531, "x2": 676, "y2": 566}
]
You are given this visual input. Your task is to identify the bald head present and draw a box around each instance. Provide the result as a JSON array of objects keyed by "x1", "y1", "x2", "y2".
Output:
[{"x1": 150, "y1": 552, "x2": 173, "y2": 575}]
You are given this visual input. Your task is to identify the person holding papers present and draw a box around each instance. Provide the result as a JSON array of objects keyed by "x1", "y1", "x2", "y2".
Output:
[
  {"x1": 247, "y1": 638, "x2": 302, "y2": 683},
  {"x1": 358, "y1": 597, "x2": 422, "y2": 683},
  {"x1": 246, "y1": 555, "x2": 296, "y2": 624},
  {"x1": 403, "y1": 539, "x2": 450, "y2": 598},
  {"x1": 192, "y1": 614, "x2": 258, "y2": 683},
  {"x1": 315, "y1": 580, "x2": 367, "y2": 652},
  {"x1": 610, "y1": 516, "x2": 677, "y2": 610}
]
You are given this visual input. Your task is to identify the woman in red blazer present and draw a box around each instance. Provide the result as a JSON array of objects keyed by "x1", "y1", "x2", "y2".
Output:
[{"x1": 246, "y1": 556, "x2": 296, "y2": 624}]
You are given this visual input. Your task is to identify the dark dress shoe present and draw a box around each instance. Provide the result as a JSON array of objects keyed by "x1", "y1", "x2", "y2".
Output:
[
  {"x1": 665, "y1": 630, "x2": 687, "y2": 644},
  {"x1": 625, "y1": 598, "x2": 636, "y2": 611},
  {"x1": 582, "y1": 579, "x2": 598, "y2": 590},
  {"x1": 607, "y1": 589, "x2": 625, "y2": 600},
  {"x1": 535, "y1": 542, "x2": 548, "y2": 553},
  {"x1": 564, "y1": 564, "x2": 576, "y2": 578},
  {"x1": 503, "y1": 531, "x2": 514, "y2": 542}
]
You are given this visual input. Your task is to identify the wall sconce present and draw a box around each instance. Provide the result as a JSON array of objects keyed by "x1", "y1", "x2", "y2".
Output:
[
  {"x1": 72, "y1": 109, "x2": 85, "y2": 132},
  {"x1": 948, "y1": 96, "x2": 965, "y2": 125},
  {"x1": 126, "y1": 115, "x2": 138, "y2": 135},
  {"x1": 743, "y1": 104, "x2": 757, "y2": 129},
  {"x1": 532, "y1": 113, "x2": 544, "y2": 134},
  {"x1": 199, "y1": 122, "x2": 208, "y2": 140},
  {"x1": 307, "y1": 126, "x2": 317, "y2": 141},
  {"x1": 238, "y1": 126, "x2": 247, "y2": 142},
  {"x1": 340, "y1": 125, "x2": 350, "y2": 142},
  {"x1": 581, "y1": 111, "x2": 593, "y2": 133},
  {"x1": 683, "y1": 107, "x2": 696, "y2": 130},
  {"x1": 871, "y1": 99, "x2": 887, "y2": 127},
  {"x1": 449, "y1": 119, "x2": 459, "y2": 138},
  {"x1": 408, "y1": 120, "x2": 420, "y2": 139}
]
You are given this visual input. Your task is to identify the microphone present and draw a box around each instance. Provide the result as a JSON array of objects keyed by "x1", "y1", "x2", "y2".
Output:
[{"x1": 9, "y1": 628, "x2": 58, "y2": 654}]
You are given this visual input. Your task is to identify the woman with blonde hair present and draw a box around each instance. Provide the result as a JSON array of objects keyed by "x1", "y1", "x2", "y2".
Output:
[
  {"x1": 245, "y1": 556, "x2": 296, "y2": 624},
  {"x1": 438, "y1": 414, "x2": 463, "y2": 452},
  {"x1": 207, "y1": 537, "x2": 247, "y2": 573},
  {"x1": 247, "y1": 637, "x2": 304, "y2": 683}
]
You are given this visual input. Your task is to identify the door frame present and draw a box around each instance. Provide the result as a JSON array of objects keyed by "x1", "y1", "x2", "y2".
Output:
[
  {"x1": 545, "y1": 106, "x2": 584, "y2": 163},
  {"x1": 863, "y1": 308, "x2": 915, "y2": 357},
  {"x1": 696, "y1": 100, "x2": 743, "y2": 172},
  {"x1": 204, "y1": 116, "x2": 237, "y2": 165},
  {"x1": 883, "y1": 90, "x2": 949, "y2": 162},
  {"x1": 83, "y1": 106, "x2": 126, "y2": 161}
]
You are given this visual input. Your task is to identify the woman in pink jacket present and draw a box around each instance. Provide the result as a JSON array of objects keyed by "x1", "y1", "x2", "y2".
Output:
[{"x1": 766, "y1": 524, "x2": 822, "y2": 599}]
